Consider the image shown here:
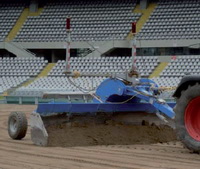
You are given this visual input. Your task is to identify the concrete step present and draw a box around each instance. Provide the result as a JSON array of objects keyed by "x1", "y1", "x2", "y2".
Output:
[
  {"x1": 6, "y1": 8, "x2": 29, "y2": 41},
  {"x1": 127, "y1": 3, "x2": 157, "y2": 40},
  {"x1": 37, "y1": 63, "x2": 55, "y2": 78}
]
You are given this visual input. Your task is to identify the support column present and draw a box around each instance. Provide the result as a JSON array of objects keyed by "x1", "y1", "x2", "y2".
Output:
[
  {"x1": 29, "y1": 0, "x2": 38, "y2": 12},
  {"x1": 19, "y1": 97, "x2": 22, "y2": 105},
  {"x1": 35, "y1": 97, "x2": 38, "y2": 105},
  {"x1": 140, "y1": 0, "x2": 149, "y2": 9},
  {"x1": 51, "y1": 50, "x2": 56, "y2": 63}
]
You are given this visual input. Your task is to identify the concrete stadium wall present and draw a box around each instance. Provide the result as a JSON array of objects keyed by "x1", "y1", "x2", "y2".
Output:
[
  {"x1": 0, "y1": 39, "x2": 199, "y2": 50},
  {"x1": 0, "y1": 39, "x2": 199, "y2": 57}
]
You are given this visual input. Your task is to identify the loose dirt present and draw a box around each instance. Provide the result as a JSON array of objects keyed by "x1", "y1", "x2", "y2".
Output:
[
  {"x1": 47, "y1": 123, "x2": 176, "y2": 147},
  {"x1": 1, "y1": 104, "x2": 200, "y2": 169}
]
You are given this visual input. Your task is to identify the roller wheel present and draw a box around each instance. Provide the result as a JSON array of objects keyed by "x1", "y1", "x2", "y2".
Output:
[
  {"x1": 8, "y1": 112, "x2": 28, "y2": 140},
  {"x1": 174, "y1": 83, "x2": 200, "y2": 153}
]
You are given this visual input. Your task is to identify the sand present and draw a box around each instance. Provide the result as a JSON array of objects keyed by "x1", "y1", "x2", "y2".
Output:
[{"x1": 0, "y1": 104, "x2": 200, "y2": 169}]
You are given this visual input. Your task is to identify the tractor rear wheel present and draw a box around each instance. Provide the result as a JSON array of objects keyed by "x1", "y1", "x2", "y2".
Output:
[
  {"x1": 8, "y1": 112, "x2": 28, "y2": 140},
  {"x1": 174, "y1": 83, "x2": 200, "y2": 153}
]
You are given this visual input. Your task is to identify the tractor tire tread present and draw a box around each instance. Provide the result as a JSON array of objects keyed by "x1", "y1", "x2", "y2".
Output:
[
  {"x1": 174, "y1": 83, "x2": 200, "y2": 153},
  {"x1": 8, "y1": 112, "x2": 28, "y2": 140}
]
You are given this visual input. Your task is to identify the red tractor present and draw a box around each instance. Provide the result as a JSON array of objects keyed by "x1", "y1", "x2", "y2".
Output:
[{"x1": 173, "y1": 75, "x2": 200, "y2": 153}]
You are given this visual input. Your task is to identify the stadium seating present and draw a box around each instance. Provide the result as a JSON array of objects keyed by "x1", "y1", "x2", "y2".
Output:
[
  {"x1": 0, "y1": 3, "x2": 24, "y2": 42},
  {"x1": 0, "y1": 57, "x2": 48, "y2": 93},
  {"x1": 0, "y1": 57, "x2": 48, "y2": 76},
  {"x1": 14, "y1": 0, "x2": 141, "y2": 42},
  {"x1": 0, "y1": 76, "x2": 29, "y2": 93},
  {"x1": 160, "y1": 55, "x2": 200, "y2": 77},
  {"x1": 49, "y1": 56, "x2": 159, "y2": 77},
  {"x1": 1, "y1": 0, "x2": 200, "y2": 101},
  {"x1": 11, "y1": 56, "x2": 159, "y2": 97},
  {"x1": 9, "y1": 55, "x2": 200, "y2": 99},
  {"x1": 150, "y1": 55, "x2": 200, "y2": 100},
  {"x1": 151, "y1": 77, "x2": 181, "y2": 87},
  {"x1": 2, "y1": 0, "x2": 200, "y2": 42},
  {"x1": 11, "y1": 76, "x2": 106, "y2": 97},
  {"x1": 137, "y1": 0, "x2": 200, "y2": 40}
]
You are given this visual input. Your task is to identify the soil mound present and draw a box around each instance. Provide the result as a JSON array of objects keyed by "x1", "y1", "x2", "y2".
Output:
[{"x1": 47, "y1": 123, "x2": 176, "y2": 147}]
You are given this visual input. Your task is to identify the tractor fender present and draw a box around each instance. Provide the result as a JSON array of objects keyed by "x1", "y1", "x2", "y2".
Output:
[{"x1": 173, "y1": 75, "x2": 200, "y2": 98}]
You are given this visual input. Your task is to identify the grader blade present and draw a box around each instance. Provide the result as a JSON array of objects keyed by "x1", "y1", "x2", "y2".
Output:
[
  {"x1": 30, "y1": 100, "x2": 175, "y2": 147},
  {"x1": 30, "y1": 112, "x2": 48, "y2": 146}
]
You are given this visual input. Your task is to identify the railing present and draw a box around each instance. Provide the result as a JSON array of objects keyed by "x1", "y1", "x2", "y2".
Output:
[{"x1": 77, "y1": 48, "x2": 94, "y2": 57}]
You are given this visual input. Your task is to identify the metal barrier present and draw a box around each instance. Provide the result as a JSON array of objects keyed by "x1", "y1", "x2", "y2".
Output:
[{"x1": 5, "y1": 96, "x2": 92, "y2": 105}]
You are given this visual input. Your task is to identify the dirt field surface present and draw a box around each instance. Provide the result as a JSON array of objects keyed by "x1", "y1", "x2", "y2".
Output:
[{"x1": 1, "y1": 104, "x2": 200, "y2": 169}]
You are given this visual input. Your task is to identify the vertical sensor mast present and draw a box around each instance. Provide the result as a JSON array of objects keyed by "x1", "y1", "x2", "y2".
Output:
[{"x1": 65, "y1": 17, "x2": 71, "y2": 73}]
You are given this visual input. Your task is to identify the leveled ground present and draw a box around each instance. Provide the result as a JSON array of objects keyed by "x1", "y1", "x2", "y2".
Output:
[{"x1": 0, "y1": 104, "x2": 200, "y2": 169}]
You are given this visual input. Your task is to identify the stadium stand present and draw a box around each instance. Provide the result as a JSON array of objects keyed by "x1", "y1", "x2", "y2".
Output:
[
  {"x1": 0, "y1": 3, "x2": 24, "y2": 42},
  {"x1": 10, "y1": 56, "x2": 159, "y2": 97},
  {"x1": 137, "y1": 0, "x2": 200, "y2": 40},
  {"x1": 14, "y1": 0, "x2": 141, "y2": 42},
  {"x1": 0, "y1": 76, "x2": 28, "y2": 93},
  {"x1": 48, "y1": 56, "x2": 159, "y2": 77},
  {"x1": 150, "y1": 55, "x2": 200, "y2": 96},
  {"x1": 0, "y1": 57, "x2": 47, "y2": 76},
  {"x1": 8, "y1": 54, "x2": 200, "y2": 99},
  {"x1": 0, "y1": 57, "x2": 48, "y2": 93},
  {"x1": 151, "y1": 77, "x2": 181, "y2": 87},
  {"x1": 160, "y1": 55, "x2": 200, "y2": 77},
  {"x1": 152, "y1": 56, "x2": 200, "y2": 99},
  {"x1": 1, "y1": 0, "x2": 199, "y2": 101},
  {"x1": 12, "y1": 76, "x2": 106, "y2": 97}
]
